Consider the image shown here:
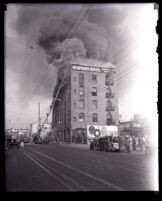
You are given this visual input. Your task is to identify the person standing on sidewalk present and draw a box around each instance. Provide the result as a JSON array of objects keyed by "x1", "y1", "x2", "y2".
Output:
[
  {"x1": 125, "y1": 137, "x2": 131, "y2": 153},
  {"x1": 132, "y1": 136, "x2": 136, "y2": 151},
  {"x1": 145, "y1": 136, "x2": 151, "y2": 155}
]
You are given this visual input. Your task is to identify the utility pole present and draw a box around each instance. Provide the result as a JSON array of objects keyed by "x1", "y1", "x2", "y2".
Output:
[{"x1": 38, "y1": 103, "x2": 41, "y2": 136}]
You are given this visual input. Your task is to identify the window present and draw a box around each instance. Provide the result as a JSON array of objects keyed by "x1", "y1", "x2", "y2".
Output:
[
  {"x1": 79, "y1": 100, "x2": 85, "y2": 109},
  {"x1": 92, "y1": 74, "x2": 97, "y2": 82},
  {"x1": 105, "y1": 73, "x2": 110, "y2": 80},
  {"x1": 106, "y1": 113, "x2": 113, "y2": 125},
  {"x1": 107, "y1": 100, "x2": 112, "y2": 108},
  {"x1": 106, "y1": 87, "x2": 111, "y2": 94},
  {"x1": 107, "y1": 112, "x2": 112, "y2": 119},
  {"x1": 105, "y1": 73, "x2": 114, "y2": 85},
  {"x1": 74, "y1": 89, "x2": 76, "y2": 95},
  {"x1": 79, "y1": 87, "x2": 85, "y2": 99},
  {"x1": 73, "y1": 76, "x2": 76, "y2": 82},
  {"x1": 92, "y1": 113, "x2": 98, "y2": 122},
  {"x1": 79, "y1": 73, "x2": 84, "y2": 86},
  {"x1": 79, "y1": 87, "x2": 84, "y2": 95},
  {"x1": 106, "y1": 100, "x2": 114, "y2": 111},
  {"x1": 92, "y1": 100, "x2": 97, "y2": 109},
  {"x1": 79, "y1": 113, "x2": 85, "y2": 122},
  {"x1": 92, "y1": 87, "x2": 97, "y2": 96},
  {"x1": 74, "y1": 103, "x2": 76, "y2": 108},
  {"x1": 73, "y1": 117, "x2": 76, "y2": 122}
]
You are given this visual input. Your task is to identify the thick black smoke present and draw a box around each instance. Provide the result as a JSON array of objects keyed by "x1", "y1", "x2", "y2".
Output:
[
  {"x1": 13, "y1": 4, "x2": 133, "y2": 98},
  {"x1": 15, "y1": 4, "x2": 131, "y2": 64}
]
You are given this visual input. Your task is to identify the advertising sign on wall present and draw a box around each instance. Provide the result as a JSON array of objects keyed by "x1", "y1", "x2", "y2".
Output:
[
  {"x1": 87, "y1": 125, "x2": 118, "y2": 139},
  {"x1": 72, "y1": 64, "x2": 116, "y2": 74}
]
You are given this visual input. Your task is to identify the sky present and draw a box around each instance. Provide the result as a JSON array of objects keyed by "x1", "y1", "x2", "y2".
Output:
[{"x1": 5, "y1": 3, "x2": 158, "y2": 129}]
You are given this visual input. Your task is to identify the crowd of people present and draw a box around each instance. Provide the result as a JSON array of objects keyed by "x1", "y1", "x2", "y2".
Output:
[{"x1": 118, "y1": 135, "x2": 151, "y2": 154}]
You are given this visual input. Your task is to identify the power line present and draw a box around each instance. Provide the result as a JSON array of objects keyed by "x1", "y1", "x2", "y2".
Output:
[
  {"x1": 6, "y1": 35, "x2": 35, "y2": 49},
  {"x1": 11, "y1": 4, "x2": 88, "y2": 128},
  {"x1": 39, "y1": 4, "x2": 93, "y2": 128}
]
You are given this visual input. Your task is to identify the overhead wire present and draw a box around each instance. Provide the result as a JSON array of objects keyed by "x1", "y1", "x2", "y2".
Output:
[
  {"x1": 40, "y1": 4, "x2": 93, "y2": 128},
  {"x1": 11, "y1": 4, "x2": 88, "y2": 128}
]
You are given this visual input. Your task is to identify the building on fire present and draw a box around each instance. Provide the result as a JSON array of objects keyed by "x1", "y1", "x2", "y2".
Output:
[{"x1": 51, "y1": 62, "x2": 119, "y2": 143}]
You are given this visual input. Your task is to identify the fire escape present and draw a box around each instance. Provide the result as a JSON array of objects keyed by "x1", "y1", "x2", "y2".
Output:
[{"x1": 105, "y1": 73, "x2": 115, "y2": 125}]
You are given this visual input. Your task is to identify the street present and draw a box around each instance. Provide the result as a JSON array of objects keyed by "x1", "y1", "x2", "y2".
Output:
[{"x1": 5, "y1": 143, "x2": 155, "y2": 191}]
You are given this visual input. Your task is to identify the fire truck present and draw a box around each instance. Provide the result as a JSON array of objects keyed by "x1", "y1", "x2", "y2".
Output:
[
  {"x1": 87, "y1": 125, "x2": 120, "y2": 152},
  {"x1": 90, "y1": 136, "x2": 120, "y2": 152}
]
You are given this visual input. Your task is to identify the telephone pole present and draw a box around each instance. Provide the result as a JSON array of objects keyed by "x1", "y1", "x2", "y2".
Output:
[{"x1": 38, "y1": 103, "x2": 41, "y2": 136}]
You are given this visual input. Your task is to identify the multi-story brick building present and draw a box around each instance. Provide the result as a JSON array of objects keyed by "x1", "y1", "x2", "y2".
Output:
[{"x1": 52, "y1": 62, "x2": 119, "y2": 143}]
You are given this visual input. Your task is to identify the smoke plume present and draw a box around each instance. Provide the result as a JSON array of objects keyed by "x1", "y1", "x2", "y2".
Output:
[{"x1": 13, "y1": 4, "x2": 132, "y2": 97}]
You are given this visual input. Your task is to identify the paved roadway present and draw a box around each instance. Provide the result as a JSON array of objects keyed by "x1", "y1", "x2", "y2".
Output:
[{"x1": 5, "y1": 143, "x2": 156, "y2": 191}]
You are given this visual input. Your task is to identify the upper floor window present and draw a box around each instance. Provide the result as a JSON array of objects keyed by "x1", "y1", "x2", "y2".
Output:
[
  {"x1": 73, "y1": 117, "x2": 76, "y2": 122},
  {"x1": 105, "y1": 73, "x2": 114, "y2": 85},
  {"x1": 79, "y1": 100, "x2": 85, "y2": 109},
  {"x1": 74, "y1": 103, "x2": 76, "y2": 109},
  {"x1": 79, "y1": 73, "x2": 84, "y2": 86},
  {"x1": 106, "y1": 112, "x2": 113, "y2": 125},
  {"x1": 74, "y1": 89, "x2": 76, "y2": 95},
  {"x1": 92, "y1": 113, "x2": 98, "y2": 122},
  {"x1": 73, "y1": 76, "x2": 76, "y2": 82},
  {"x1": 79, "y1": 113, "x2": 85, "y2": 122},
  {"x1": 106, "y1": 87, "x2": 111, "y2": 94},
  {"x1": 92, "y1": 87, "x2": 97, "y2": 96},
  {"x1": 79, "y1": 86, "x2": 84, "y2": 95},
  {"x1": 92, "y1": 74, "x2": 97, "y2": 83},
  {"x1": 107, "y1": 100, "x2": 112, "y2": 108},
  {"x1": 92, "y1": 100, "x2": 97, "y2": 109}
]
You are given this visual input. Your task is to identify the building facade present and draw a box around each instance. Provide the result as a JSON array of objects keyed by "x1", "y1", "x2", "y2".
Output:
[{"x1": 52, "y1": 63, "x2": 119, "y2": 143}]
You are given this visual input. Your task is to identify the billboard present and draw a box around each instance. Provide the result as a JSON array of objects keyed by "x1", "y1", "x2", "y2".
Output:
[{"x1": 87, "y1": 125, "x2": 118, "y2": 139}]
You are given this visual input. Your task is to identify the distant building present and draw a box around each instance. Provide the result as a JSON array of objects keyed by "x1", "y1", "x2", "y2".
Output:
[
  {"x1": 29, "y1": 123, "x2": 51, "y2": 139},
  {"x1": 52, "y1": 62, "x2": 119, "y2": 143},
  {"x1": 119, "y1": 118, "x2": 146, "y2": 137},
  {"x1": 18, "y1": 127, "x2": 29, "y2": 136}
]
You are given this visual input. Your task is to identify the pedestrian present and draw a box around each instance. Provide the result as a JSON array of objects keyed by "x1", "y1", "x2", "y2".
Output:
[
  {"x1": 129, "y1": 136, "x2": 133, "y2": 152},
  {"x1": 132, "y1": 136, "x2": 136, "y2": 151},
  {"x1": 20, "y1": 140, "x2": 24, "y2": 148},
  {"x1": 138, "y1": 137, "x2": 143, "y2": 152},
  {"x1": 145, "y1": 136, "x2": 151, "y2": 155},
  {"x1": 125, "y1": 137, "x2": 130, "y2": 153}
]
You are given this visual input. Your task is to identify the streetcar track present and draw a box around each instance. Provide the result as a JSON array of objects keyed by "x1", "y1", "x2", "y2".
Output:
[
  {"x1": 22, "y1": 150, "x2": 75, "y2": 191},
  {"x1": 25, "y1": 147, "x2": 125, "y2": 191},
  {"x1": 22, "y1": 149, "x2": 88, "y2": 191}
]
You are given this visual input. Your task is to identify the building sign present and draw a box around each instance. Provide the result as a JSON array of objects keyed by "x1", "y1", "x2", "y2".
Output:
[
  {"x1": 72, "y1": 64, "x2": 116, "y2": 74},
  {"x1": 87, "y1": 125, "x2": 118, "y2": 139}
]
